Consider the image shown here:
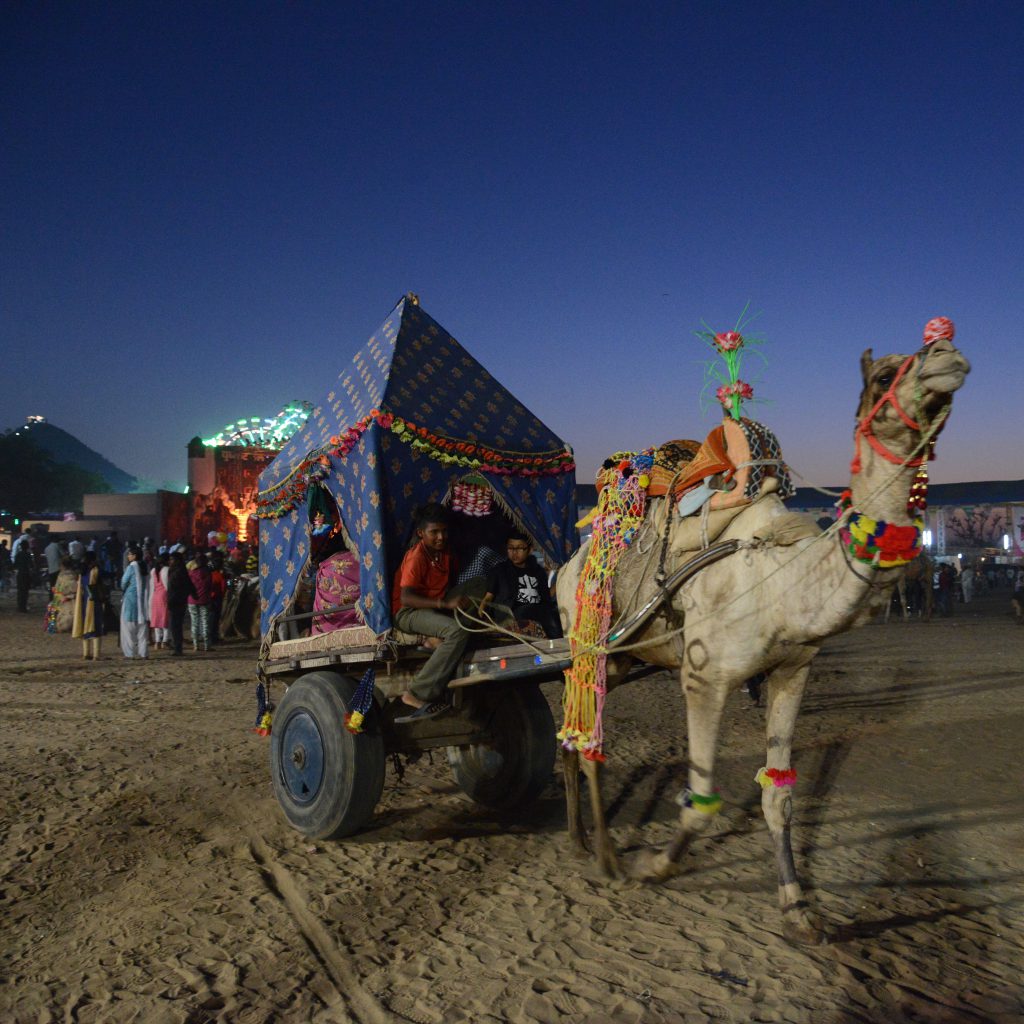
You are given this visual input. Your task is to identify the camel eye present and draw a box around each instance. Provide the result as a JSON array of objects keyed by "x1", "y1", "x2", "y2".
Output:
[{"x1": 876, "y1": 373, "x2": 893, "y2": 387}]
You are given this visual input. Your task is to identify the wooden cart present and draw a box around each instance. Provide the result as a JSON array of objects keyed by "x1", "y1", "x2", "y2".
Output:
[{"x1": 259, "y1": 621, "x2": 571, "y2": 839}]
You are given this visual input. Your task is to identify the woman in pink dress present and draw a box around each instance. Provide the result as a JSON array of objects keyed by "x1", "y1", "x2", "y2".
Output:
[
  {"x1": 149, "y1": 554, "x2": 170, "y2": 648},
  {"x1": 311, "y1": 550, "x2": 361, "y2": 634}
]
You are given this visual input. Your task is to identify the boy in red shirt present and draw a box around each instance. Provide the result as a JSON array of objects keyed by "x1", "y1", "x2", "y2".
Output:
[{"x1": 392, "y1": 504, "x2": 479, "y2": 721}]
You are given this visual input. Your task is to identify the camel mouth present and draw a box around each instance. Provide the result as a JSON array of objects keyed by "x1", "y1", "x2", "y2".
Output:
[
  {"x1": 918, "y1": 365, "x2": 969, "y2": 395},
  {"x1": 918, "y1": 350, "x2": 970, "y2": 395}
]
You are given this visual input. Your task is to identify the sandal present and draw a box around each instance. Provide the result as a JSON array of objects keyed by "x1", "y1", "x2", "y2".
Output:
[{"x1": 394, "y1": 701, "x2": 450, "y2": 724}]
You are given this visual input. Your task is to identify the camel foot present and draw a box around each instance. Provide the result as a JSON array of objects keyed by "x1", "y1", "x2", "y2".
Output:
[
  {"x1": 567, "y1": 831, "x2": 590, "y2": 859},
  {"x1": 595, "y1": 838, "x2": 620, "y2": 879},
  {"x1": 781, "y1": 906, "x2": 828, "y2": 946},
  {"x1": 629, "y1": 848, "x2": 682, "y2": 885}
]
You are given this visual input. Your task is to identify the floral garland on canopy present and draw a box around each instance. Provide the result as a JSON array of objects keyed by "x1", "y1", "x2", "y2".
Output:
[{"x1": 256, "y1": 407, "x2": 575, "y2": 521}]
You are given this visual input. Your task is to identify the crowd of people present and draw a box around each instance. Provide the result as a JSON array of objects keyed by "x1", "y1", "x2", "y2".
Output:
[
  {"x1": 2, "y1": 529, "x2": 259, "y2": 661},
  {"x1": 7, "y1": 517, "x2": 1020, "y2": 684},
  {"x1": 932, "y1": 561, "x2": 1022, "y2": 616},
  {"x1": 885, "y1": 558, "x2": 1024, "y2": 620}
]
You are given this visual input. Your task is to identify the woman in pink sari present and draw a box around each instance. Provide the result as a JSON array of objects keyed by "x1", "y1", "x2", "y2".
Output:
[
  {"x1": 149, "y1": 554, "x2": 170, "y2": 648},
  {"x1": 311, "y1": 550, "x2": 361, "y2": 634}
]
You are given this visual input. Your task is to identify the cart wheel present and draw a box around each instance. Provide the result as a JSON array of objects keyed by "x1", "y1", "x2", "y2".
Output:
[
  {"x1": 270, "y1": 671, "x2": 385, "y2": 839},
  {"x1": 447, "y1": 684, "x2": 556, "y2": 810}
]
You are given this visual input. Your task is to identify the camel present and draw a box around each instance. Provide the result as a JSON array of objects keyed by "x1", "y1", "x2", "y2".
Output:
[{"x1": 555, "y1": 332, "x2": 969, "y2": 943}]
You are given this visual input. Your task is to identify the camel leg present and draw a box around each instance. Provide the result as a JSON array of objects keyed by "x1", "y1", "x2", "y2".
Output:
[
  {"x1": 899, "y1": 579, "x2": 910, "y2": 622},
  {"x1": 562, "y1": 748, "x2": 588, "y2": 857},
  {"x1": 580, "y1": 754, "x2": 620, "y2": 878},
  {"x1": 759, "y1": 662, "x2": 825, "y2": 945},
  {"x1": 631, "y1": 663, "x2": 728, "y2": 883}
]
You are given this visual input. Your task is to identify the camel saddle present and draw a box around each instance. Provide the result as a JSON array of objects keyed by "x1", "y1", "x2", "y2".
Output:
[{"x1": 597, "y1": 417, "x2": 795, "y2": 514}]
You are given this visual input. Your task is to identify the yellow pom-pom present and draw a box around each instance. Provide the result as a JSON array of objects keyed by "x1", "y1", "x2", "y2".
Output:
[
  {"x1": 348, "y1": 710, "x2": 364, "y2": 730},
  {"x1": 575, "y1": 507, "x2": 597, "y2": 529},
  {"x1": 638, "y1": 475, "x2": 650, "y2": 488}
]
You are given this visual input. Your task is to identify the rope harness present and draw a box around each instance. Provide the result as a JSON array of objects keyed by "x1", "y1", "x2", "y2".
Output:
[{"x1": 851, "y1": 346, "x2": 947, "y2": 474}]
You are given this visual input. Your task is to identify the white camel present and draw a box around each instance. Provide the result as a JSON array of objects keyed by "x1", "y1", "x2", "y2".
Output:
[{"x1": 556, "y1": 332, "x2": 969, "y2": 943}]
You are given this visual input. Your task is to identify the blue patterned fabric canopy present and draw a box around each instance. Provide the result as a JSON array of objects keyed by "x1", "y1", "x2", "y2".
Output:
[{"x1": 257, "y1": 296, "x2": 578, "y2": 637}]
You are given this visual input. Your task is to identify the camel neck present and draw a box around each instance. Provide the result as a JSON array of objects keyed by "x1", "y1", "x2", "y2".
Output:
[{"x1": 848, "y1": 447, "x2": 920, "y2": 527}]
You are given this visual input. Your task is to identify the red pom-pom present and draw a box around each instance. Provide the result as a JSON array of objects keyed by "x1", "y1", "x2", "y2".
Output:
[{"x1": 923, "y1": 317, "x2": 955, "y2": 346}]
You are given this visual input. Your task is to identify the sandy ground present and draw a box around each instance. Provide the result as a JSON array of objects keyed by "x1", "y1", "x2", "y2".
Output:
[{"x1": 1, "y1": 583, "x2": 1023, "y2": 1024}]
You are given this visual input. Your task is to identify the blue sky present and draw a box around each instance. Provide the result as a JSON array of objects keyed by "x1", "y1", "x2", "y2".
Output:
[{"x1": 2, "y1": 2, "x2": 1020, "y2": 491}]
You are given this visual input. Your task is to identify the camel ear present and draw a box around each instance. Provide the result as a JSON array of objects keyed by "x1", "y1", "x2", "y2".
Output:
[{"x1": 860, "y1": 348, "x2": 874, "y2": 387}]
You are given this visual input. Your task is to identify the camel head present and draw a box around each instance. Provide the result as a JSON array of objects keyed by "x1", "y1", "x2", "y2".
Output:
[{"x1": 853, "y1": 322, "x2": 970, "y2": 471}]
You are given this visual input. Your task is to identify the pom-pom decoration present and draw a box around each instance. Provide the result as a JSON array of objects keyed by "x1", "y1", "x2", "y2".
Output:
[
  {"x1": 253, "y1": 681, "x2": 274, "y2": 737},
  {"x1": 922, "y1": 316, "x2": 955, "y2": 347},
  {"x1": 756, "y1": 766, "x2": 798, "y2": 789},
  {"x1": 680, "y1": 789, "x2": 723, "y2": 815},
  {"x1": 343, "y1": 665, "x2": 377, "y2": 734},
  {"x1": 696, "y1": 304, "x2": 766, "y2": 421}
]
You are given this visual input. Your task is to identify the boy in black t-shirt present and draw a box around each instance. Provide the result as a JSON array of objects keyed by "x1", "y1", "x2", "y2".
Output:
[{"x1": 482, "y1": 532, "x2": 563, "y2": 638}]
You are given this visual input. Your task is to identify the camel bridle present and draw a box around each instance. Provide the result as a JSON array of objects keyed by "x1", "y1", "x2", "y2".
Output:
[{"x1": 850, "y1": 346, "x2": 949, "y2": 474}]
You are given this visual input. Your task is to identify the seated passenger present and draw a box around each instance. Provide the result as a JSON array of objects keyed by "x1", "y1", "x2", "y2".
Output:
[
  {"x1": 311, "y1": 549, "x2": 361, "y2": 634},
  {"x1": 482, "y1": 531, "x2": 563, "y2": 639},
  {"x1": 391, "y1": 503, "x2": 492, "y2": 721}
]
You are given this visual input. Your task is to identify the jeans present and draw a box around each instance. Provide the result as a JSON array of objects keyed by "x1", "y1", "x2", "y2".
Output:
[
  {"x1": 169, "y1": 602, "x2": 187, "y2": 654},
  {"x1": 393, "y1": 580, "x2": 503, "y2": 702},
  {"x1": 209, "y1": 597, "x2": 222, "y2": 645}
]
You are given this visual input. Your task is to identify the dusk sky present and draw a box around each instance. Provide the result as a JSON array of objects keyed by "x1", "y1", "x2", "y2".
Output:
[{"x1": 2, "y1": 3, "x2": 1020, "y2": 492}]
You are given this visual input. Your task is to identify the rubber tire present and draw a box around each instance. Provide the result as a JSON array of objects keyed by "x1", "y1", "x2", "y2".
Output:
[
  {"x1": 447, "y1": 684, "x2": 556, "y2": 810},
  {"x1": 270, "y1": 671, "x2": 385, "y2": 839}
]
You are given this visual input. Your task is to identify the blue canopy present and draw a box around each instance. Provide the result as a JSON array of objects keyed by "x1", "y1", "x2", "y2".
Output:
[{"x1": 257, "y1": 295, "x2": 578, "y2": 636}]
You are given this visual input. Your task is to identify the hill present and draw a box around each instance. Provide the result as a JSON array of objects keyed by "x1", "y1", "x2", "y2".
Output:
[{"x1": 10, "y1": 417, "x2": 139, "y2": 493}]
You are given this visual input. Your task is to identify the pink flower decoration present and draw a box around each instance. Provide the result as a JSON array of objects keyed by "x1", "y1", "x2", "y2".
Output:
[
  {"x1": 715, "y1": 384, "x2": 733, "y2": 408},
  {"x1": 714, "y1": 331, "x2": 743, "y2": 352},
  {"x1": 734, "y1": 380, "x2": 754, "y2": 399}
]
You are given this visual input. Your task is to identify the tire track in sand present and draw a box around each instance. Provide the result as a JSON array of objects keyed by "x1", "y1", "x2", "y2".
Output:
[{"x1": 247, "y1": 834, "x2": 393, "y2": 1024}]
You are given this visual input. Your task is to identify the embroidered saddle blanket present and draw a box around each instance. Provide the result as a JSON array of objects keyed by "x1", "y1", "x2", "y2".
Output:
[{"x1": 594, "y1": 417, "x2": 795, "y2": 515}]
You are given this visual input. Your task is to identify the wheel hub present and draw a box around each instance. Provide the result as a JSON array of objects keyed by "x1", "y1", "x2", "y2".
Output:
[{"x1": 278, "y1": 711, "x2": 325, "y2": 805}]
